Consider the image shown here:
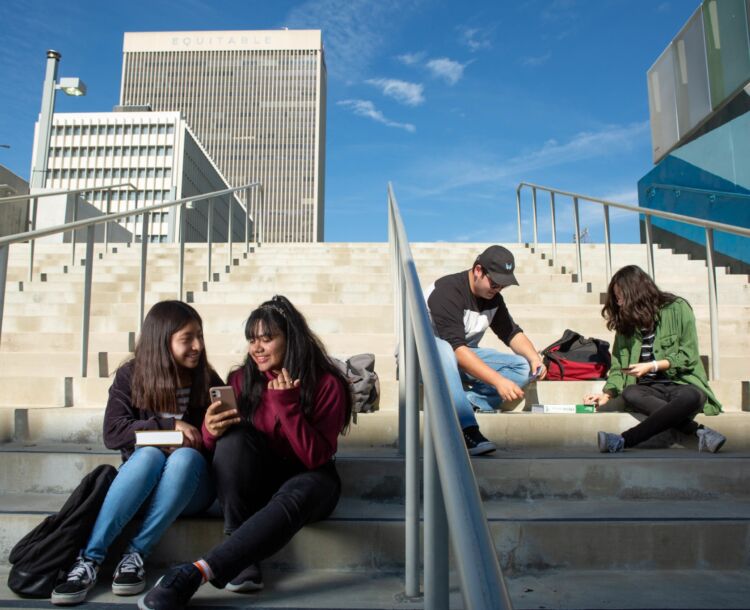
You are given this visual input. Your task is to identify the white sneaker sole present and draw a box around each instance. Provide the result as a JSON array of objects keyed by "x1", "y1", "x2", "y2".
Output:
[
  {"x1": 468, "y1": 441, "x2": 496, "y2": 456},
  {"x1": 225, "y1": 580, "x2": 264, "y2": 593},
  {"x1": 50, "y1": 584, "x2": 94, "y2": 606},
  {"x1": 112, "y1": 580, "x2": 146, "y2": 596}
]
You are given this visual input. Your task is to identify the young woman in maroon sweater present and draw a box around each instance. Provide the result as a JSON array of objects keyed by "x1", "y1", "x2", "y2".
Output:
[{"x1": 139, "y1": 296, "x2": 352, "y2": 610}]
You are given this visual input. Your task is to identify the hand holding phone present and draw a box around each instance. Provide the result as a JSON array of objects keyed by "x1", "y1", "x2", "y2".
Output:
[
  {"x1": 528, "y1": 365, "x2": 544, "y2": 382},
  {"x1": 209, "y1": 386, "x2": 238, "y2": 413}
]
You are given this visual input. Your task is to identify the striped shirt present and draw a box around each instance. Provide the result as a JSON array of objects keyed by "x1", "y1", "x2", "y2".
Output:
[
  {"x1": 638, "y1": 331, "x2": 668, "y2": 383},
  {"x1": 156, "y1": 387, "x2": 190, "y2": 420}
]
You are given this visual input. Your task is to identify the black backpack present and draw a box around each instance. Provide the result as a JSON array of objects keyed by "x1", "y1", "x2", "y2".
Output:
[
  {"x1": 541, "y1": 329, "x2": 611, "y2": 381},
  {"x1": 8, "y1": 464, "x2": 118, "y2": 598}
]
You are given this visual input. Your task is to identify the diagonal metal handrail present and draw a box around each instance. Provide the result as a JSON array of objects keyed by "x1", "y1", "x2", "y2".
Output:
[
  {"x1": 388, "y1": 183, "x2": 512, "y2": 610},
  {"x1": 515, "y1": 181, "x2": 750, "y2": 380},
  {"x1": 0, "y1": 182, "x2": 260, "y2": 375}
]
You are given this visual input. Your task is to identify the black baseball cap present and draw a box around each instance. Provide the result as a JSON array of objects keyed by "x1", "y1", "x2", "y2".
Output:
[{"x1": 476, "y1": 245, "x2": 519, "y2": 286}]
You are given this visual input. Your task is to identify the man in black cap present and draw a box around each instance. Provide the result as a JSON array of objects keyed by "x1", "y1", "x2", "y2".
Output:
[{"x1": 425, "y1": 245, "x2": 547, "y2": 455}]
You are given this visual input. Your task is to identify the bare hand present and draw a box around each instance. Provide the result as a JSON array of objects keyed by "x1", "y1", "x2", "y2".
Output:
[
  {"x1": 529, "y1": 358, "x2": 547, "y2": 381},
  {"x1": 174, "y1": 419, "x2": 202, "y2": 450},
  {"x1": 204, "y1": 400, "x2": 242, "y2": 438},
  {"x1": 495, "y1": 376, "x2": 524, "y2": 401},
  {"x1": 584, "y1": 393, "x2": 610, "y2": 407},
  {"x1": 268, "y1": 368, "x2": 301, "y2": 391},
  {"x1": 624, "y1": 363, "x2": 653, "y2": 378}
]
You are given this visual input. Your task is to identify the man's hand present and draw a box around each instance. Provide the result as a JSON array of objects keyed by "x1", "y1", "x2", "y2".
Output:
[
  {"x1": 494, "y1": 376, "x2": 524, "y2": 401},
  {"x1": 529, "y1": 356, "x2": 547, "y2": 381},
  {"x1": 174, "y1": 419, "x2": 202, "y2": 449}
]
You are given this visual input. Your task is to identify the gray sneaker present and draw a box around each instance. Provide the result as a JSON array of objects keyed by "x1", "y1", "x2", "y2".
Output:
[
  {"x1": 597, "y1": 431, "x2": 624, "y2": 453},
  {"x1": 51, "y1": 555, "x2": 99, "y2": 605},
  {"x1": 697, "y1": 426, "x2": 726, "y2": 453},
  {"x1": 112, "y1": 551, "x2": 146, "y2": 595}
]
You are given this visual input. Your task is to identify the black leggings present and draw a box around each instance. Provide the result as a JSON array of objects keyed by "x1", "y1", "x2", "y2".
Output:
[
  {"x1": 204, "y1": 423, "x2": 341, "y2": 586},
  {"x1": 621, "y1": 382, "x2": 706, "y2": 448}
]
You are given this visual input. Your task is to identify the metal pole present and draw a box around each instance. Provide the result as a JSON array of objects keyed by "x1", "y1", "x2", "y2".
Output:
[
  {"x1": 424, "y1": 398, "x2": 449, "y2": 610},
  {"x1": 603, "y1": 204, "x2": 612, "y2": 282},
  {"x1": 28, "y1": 197, "x2": 38, "y2": 281},
  {"x1": 573, "y1": 196, "x2": 583, "y2": 282},
  {"x1": 139, "y1": 212, "x2": 149, "y2": 329},
  {"x1": 178, "y1": 203, "x2": 186, "y2": 300},
  {"x1": 80, "y1": 224, "x2": 94, "y2": 377},
  {"x1": 207, "y1": 199, "x2": 214, "y2": 283},
  {"x1": 0, "y1": 245, "x2": 8, "y2": 347},
  {"x1": 705, "y1": 228, "x2": 720, "y2": 380},
  {"x1": 515, "y1": 187, "x2": 522, "y2": 243},
  {"x1": 404, "y1": 309, "x2": 420, "y2": 599},
  {"x1": 71, "y1": 197, "x2": 78, "y2": 266},
  {"x1": 227, "y1": 194, "x2": 233, "y2": 269},
  {"x1": 244, "y1": 187, "x2": 250, "y2": 254},
  {"x1": 549, "y1": 191, "x2": 557, "y2": 263},
  {"x1": 104, "y1": 189, "x2": 112, "y2": 252},
  {"x1": 131, "y1": 191, "x2": 139, "y2": 244},
  {"x1": 531, "y1": 187, "x2": 538, "y2": 249},
  {"x1": 645, "y1": 215, "x2": 655, "y2": 280},
  {"x1": 397, "y1": 262, "x2": 407, "y2": 455}
]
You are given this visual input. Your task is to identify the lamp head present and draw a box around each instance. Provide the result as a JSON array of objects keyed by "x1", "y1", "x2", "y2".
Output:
[{"x1": 58, "y1": 77, "x2": 87, "y2": 97}]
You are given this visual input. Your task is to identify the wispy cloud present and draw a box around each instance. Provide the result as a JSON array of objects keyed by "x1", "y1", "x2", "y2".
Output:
[
  {"x1": 657, "y1": 2, "x2": 671, "y2": 13},
  {"x1": 366, "y1": 78, "x2": 425, "y2": 106},
  {"x1": 458, "y1": 26, "x2": 493, "y2": 52},
  {"x1": 426, "y1": 57, "x2": 467, "y2": 85},
  {"x1": 285, "y1": 0, "x2": 421, "y2": 81},
  {"x1": 338, "y1": 99, "x2": 416, "y2": 133},
  {"x1": 521, "y1": 52, "x2": 552, "y2": 67},
  {"x1": 396, "y1": 51, "x2": 426, "y2": 66}
]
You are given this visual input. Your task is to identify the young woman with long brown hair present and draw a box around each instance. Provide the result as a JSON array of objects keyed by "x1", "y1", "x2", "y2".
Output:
[
  {"x1": 585, "y1": 265, "x2": 725, "y2": 453},
  {"x1": 51, "y1": 301, "x2": 237, "y2": 605}
]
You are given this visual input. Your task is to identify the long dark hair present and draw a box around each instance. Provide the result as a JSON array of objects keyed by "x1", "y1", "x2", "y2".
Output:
[
  {"x1": 602, "y1": 265, "x2": 679, "y2": 336},
  {"x1": 239, "y1": 295, "x2": 352, "y2": 433},
  {"x1": 130, "y1": 300, "x2": 213, "y2": 414}
]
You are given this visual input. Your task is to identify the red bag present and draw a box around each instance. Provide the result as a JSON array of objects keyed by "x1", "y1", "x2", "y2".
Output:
[{"x1": 542, "y1": 330, "x2": 611, "y2": 381}]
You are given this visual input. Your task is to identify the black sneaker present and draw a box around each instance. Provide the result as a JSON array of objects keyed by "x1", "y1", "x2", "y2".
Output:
[
  {"x1": 51, "y1": 555, "x2": 99, "y2": 606},
  {"x1": 137, "y1": 563, "x2": 202, "y2": 610},
  {"x1": 112, "y1": 551, "x2": 146, "y2": 595},
  {"x1": 225, "y1": 562, "x2": 263, "y2": 593},
  {"x1": 463, "y1": 426, "x2": 496, "y2": 456}
]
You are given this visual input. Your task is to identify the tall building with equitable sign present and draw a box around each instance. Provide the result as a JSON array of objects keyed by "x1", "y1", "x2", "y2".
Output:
[{"x1": 121, "y1": 30, "x2": 327, "y2": 242}]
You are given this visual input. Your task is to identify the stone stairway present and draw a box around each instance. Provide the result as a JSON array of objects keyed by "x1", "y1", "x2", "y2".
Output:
[{"x1": 0, "y1": 241, "x2": 748, "y2": 609}]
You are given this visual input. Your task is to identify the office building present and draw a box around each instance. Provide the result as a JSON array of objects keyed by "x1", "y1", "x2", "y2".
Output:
[
  {"x1": 32, "y1": 109, "x2": 247, "y2": 242},
  {"x1": 120, "y1": 30, "x2": 327, "y2": 242},
  {"x1": 0, "y1": 165, "x2": 29, "y2": 237}
]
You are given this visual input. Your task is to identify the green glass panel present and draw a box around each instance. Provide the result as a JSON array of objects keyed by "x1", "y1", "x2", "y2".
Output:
[
  {"x1": 648, "y1": 47, "x2": 679, "y2": 162},
  {"x1": 702, "y1": 0, "x2": 750, "y2": 109},
  {"x1": 674, "y1": 9, "x2": 712, "y2": 137}
]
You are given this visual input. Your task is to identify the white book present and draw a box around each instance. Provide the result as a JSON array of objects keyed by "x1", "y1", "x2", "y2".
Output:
[
  {"x1": 135, "y1": 429, "x2": 184, "y2": 447},
  {"x1": 531, "y1": 404, "x2": 596, "y2": 414}
]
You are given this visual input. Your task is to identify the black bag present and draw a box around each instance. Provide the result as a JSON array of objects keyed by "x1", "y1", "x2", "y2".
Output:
[
  {"x1": 542, "y1": 329, "x2": 611, "y2": 380},
  {"x1": 7, "y1": 464, "x2": 118, "y2": 598}
]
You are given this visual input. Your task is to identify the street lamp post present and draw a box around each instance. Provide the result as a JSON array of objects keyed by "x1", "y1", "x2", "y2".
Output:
[{"x1": 27, "y1": 50, "x2": 86, "y2": 281}]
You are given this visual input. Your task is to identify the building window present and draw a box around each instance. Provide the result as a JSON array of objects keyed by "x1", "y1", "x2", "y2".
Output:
[
  {"x1": 133, "y1": 125, "x2": 141, "y2": 135},
  {"x1": 107, "y1": 126, "x2": 115, "y2": 135},
  {"x1": 124, "y1": 125, "x2": 132, "y2": 135},
  {"x1": 73, "y1": 126, "x2": 81, "y2": 136}
]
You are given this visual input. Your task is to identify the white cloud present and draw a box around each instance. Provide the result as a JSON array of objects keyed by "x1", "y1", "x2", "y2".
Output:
[
  {"x1": 338, "y1": 99, "x2": 416, "y2": 133},
  {"x1": 366, "y1": 78, "x2": 425, "y2": 106},
  {"x1": 521, "y1": 52, "x2": 552, "y2": 67},
  {"x1": 396, "y1": 51, "x2": 426, "y2": 66},
  {"x1": 458, "y1": 26, "x2": 493, "y2": 52},
  {"x1": 426, "y1": 57, "x2": 467, "y2": 85}
]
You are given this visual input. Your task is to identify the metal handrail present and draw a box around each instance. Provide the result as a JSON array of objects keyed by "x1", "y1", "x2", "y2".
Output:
[
  {"x1": 515, "y1": 181, "x2": 750, "y2": 380},
  {"x1": 0, "y1": 182, "x2": 137, "y2": 205},
  {"x1": 647, "y1": 183, "x2": 750, "y2": 201},
  {"x1": 0, "y1": 181, "x2": 261, "y2": 375},
  {"x1": 389, "y1": 183, "x2": 512, "y2": 610}
]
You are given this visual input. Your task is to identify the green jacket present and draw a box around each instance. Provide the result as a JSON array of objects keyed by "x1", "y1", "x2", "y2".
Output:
[{"x1": 602, "y1": 298, "x2": 721, "y2": 415}]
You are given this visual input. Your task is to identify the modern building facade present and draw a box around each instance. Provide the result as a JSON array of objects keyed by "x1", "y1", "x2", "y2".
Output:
[
  {"x1": 120, "y1": 30, "x2": 327, "y2": 243},
  {"x1": 0, "y1": 165, "x2": 29, "y2": 237},
  {"x1": 32, "y1": 109, "x2": 247, "y2": 243}
]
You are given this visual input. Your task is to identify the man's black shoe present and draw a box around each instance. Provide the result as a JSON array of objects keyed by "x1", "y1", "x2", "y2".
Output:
[
  {"x1": 137, "y1": 563, "x2": 201, "y2": 610},
  {"x1": 463, "y1": 426, "x2": 496, "y2": 456}
]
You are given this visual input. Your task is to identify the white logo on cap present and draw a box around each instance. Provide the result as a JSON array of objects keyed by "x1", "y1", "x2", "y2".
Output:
[{"x1": 505, "y1": 263, "x2": 513, "y2": 270}]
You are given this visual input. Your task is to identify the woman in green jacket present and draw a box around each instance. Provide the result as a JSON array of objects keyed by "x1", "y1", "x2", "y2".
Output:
[{"x1": 584, "y1": 265, "x2": 726, "y2": 453}]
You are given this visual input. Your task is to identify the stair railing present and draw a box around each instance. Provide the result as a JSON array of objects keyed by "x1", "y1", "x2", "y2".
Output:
[
  {"x1": 389, "y1": 183, "x2": 513, "y2": 610},
  {"x1": 515, "y1": 182, "x2": 750, "y2": 380},
  {"x1": 0, "y1": 182, "x2": 261, "y2": 374}
]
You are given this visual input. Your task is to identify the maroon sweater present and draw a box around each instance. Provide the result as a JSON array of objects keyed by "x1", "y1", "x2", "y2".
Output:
[{"x1": 202, "y1": 369, "x2": 347, "y2": 470}]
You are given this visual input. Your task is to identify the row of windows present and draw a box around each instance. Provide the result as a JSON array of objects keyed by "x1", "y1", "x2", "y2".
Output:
[
  {"x1": 80, "y1": 189, "x2": 172, "y2": 202},
  {"x1": 50, "y1": 146, "x2": 174, "y2": 158},
  {"x1": 50, "y1": 167, "x2": 173, "y2": 180},
  {"x1": 54, "y1": 124, "x2": 176, "y2": 136}
]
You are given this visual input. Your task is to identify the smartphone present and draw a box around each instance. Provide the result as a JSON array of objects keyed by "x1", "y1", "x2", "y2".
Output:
[
  {"x1": 528, "y1": 366, "x2": 543, "y2": 382},
  {"x1": 209, "y1": 386, "x2": 238, "y2": 413}
]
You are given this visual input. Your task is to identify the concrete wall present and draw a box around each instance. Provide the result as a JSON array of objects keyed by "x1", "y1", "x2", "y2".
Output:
[
  {"x1": 35, "y1": 192, "x2": 132, "y2": 243},
  {"x1": 0, "y1": 165, "x2": 29, "y2": 237}
]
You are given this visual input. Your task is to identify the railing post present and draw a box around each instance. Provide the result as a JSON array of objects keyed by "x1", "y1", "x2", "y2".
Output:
[
  {"x1": 71, "y1": 197, "x2": 78, "y2": 267},
  {"x1": 531, "y1": 187, "x2": 538, "y2": 249},
  {"x1": 573, "y1": 196, "x2": 583, "y2": 282},
  {"x1": 28, "y1": 196, "x2": 38, "y2": 281},
  {"x1": 549, "y1": 191, "x2": 557, "y2": 263},
  {"x1": 424, "y1": 398, "x2": 449, "y2": 610},
  {"x1": 515, "y1": 187, "x2": 522, "y2": 243},
  {"x1": 404, "y1": 306, "x2": 421, "y2": 600},
  {"x1": 178, "y1": 203, "x2": 186, "y2": 300},
  {"x1": 705, "y1": 228, "x2": 720, "y2": 380},
  {"x1": 397, "y1": 263, "x2": 407, "y2": 455},
  {"x1": 80, "y1": 225, "x2": 95, "y2": 377},
  {"x1": 131, "y1": 191, "x2": 139, "y2": 244},
  {"x1": 104, "y1": 189, "x2": 112, "y2": 252},
  {"x1": 227, "y1": 194, "x2": 233, "y2": 270},
  {"x1": 603, "y1": 204, "x2": 612, "y2": 282},
  {"x1": 207, "y1": 199, "x2": 214, "y2": 284},
  {"x1": 644, "y1": 215, "x2": 655, "y2": 280},
  {"x1": 139, "y1": 212, "x2": 149, "y2": 329},
  {"x1": 244, "y1": 187, "x2": 250, "y2": 254},
  {"x1": 0, "y1": 244, "x2": 8, "y2": 347}
]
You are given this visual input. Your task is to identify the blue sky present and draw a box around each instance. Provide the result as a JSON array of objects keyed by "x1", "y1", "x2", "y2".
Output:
[{"x1": 0, "y1": 0, "x2": 700, "y2": 243}]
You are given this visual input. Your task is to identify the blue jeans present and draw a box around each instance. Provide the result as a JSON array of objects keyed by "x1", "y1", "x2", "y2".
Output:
[
  {"x1": 83, "y1": 446, "x2": 214, "y2": 563},
  {"x1": 435, "y1": 338, "x2": 531, "y2": 429}
]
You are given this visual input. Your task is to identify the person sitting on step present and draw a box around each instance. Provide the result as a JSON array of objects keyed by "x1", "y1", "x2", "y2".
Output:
[
  {"x1": 584, "y1": 265, "x2": 726, "y2": 454},
  {"x1": 425, "y1": 245, "x2": 547, "y2": 456},
  {"x1": 138, "y1": 295, "x2": 353, "y2": 610},
  {"x1": 51, "y1": 301, "x2": 231, "y2": 606}
]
